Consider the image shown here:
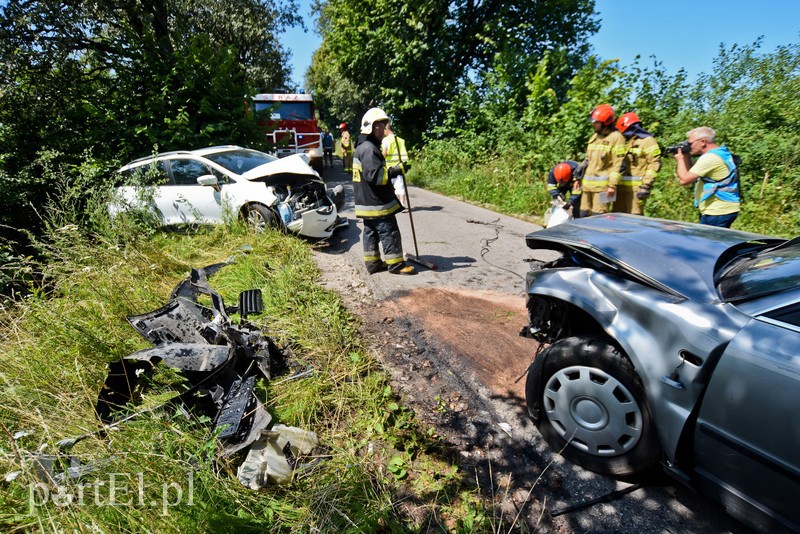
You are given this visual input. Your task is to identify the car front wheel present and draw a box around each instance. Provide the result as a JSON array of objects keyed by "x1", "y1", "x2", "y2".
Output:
[
  {"x1": 244, "y1": 204, "x2": 278, "y2": 232},
  {"x1": 526, "y1": 337, "x2": 661, "y2": 476}
]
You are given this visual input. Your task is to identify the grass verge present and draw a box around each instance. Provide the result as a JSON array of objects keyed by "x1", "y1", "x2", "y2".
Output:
[{"x1": 0, "y1": 219, "x2": 494, "y2": 532}]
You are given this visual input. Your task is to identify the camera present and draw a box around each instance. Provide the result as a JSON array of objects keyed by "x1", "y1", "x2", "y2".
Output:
[{"x1": 666, "y1": 141, "x2": 691, "y2": 155}]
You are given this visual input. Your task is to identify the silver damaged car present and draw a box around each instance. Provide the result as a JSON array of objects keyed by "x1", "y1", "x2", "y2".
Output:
[{"x1": 521, "y1": 214, "x2": 800, "y2": 532}]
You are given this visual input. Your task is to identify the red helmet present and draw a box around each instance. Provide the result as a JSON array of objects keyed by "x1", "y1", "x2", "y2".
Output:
[
  {"x1": 616, "y1": 112, "x2": 641, "y2": 133},
  {"x1": 553, "y1": 162, "x2": 573, "y2": 184},
  {"x1": 339, "y1": 123, "x2": 347, "y2": 129},
  {"x1": 590, "y1": 104, "x2": 615, "y2": 126}
]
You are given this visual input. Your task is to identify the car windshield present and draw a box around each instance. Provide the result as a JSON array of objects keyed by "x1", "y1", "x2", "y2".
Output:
[
  {"x1": 718, "y1": 241, "x2": 800, "y2": 302},
  {"x1": 203, "y1": 149, "x2": 277, "y2": 175}
]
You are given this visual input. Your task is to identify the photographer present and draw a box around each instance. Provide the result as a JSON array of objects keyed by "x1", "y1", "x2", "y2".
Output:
[{"x1": 673, "y1": 126, "x2": 740, "y2": 228}]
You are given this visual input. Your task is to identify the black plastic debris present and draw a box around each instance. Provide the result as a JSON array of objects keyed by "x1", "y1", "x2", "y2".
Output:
[{"x1": 95, "y1": 262, "x2": 297, "y2": 460}]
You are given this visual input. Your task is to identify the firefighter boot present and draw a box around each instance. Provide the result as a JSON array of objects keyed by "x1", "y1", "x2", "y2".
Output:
[
  {"x1": 389, "y1": 262, "x2": 416, "y2": 275},
  {"x1": 366, "y1": 260, "x2": 388, "y2": 274}
]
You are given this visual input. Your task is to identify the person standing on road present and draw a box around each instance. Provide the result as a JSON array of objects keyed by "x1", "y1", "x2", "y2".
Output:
[
  {"x1": 353, "y1": 108, "x2": 415, "y2": 275},
  {"x1": 580, "y1": 104, "x2": 626, "y2": 216},
  {"x1": 547, "y1": 161, "x2": 583, "y2": 219},
  {"x1": 339, "y1": 123, "x2": 353, "y2": 173},
  {"x1": 321, "y1": 127, "x2": 334, "y2": 167},
  {"x1": 381, "y1": 123, "x2": 410, "y2": 209},
  {"x1": 614, "y1": 112, "x2": 661, "y2": 215},
  {"x1": 674, "y1": 126, "x2": 741, "y2": 228}
]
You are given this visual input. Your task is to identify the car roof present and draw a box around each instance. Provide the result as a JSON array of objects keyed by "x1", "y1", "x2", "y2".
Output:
[
  {"x1": 526, "y1": 214, "x2": 781, "y2": 303},
  {"x1": 119, "y1": 146, "x2": 245, "y2": 170}
]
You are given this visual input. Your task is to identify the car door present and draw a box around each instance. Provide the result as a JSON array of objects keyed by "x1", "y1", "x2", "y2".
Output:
[
  {"x1": 694, "y1": 302, "x2": 800, "y2": 530},
  {"x1": 158, "y1": 158, "x2": 226, "y2": 224}
]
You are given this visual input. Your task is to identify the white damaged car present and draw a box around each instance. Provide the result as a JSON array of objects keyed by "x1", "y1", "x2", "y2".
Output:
[{"x1": 110, "y1": 145, "x2": 346, "y2": 239}]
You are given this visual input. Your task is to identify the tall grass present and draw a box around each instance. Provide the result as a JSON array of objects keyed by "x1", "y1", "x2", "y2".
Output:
[{"x1": 0, "y1": 206, "x2": 494, "y2": 531}]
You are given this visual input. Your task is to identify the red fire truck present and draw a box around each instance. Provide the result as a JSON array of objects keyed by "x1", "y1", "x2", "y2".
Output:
[{"x1": 252, "y1": 93, "x2": 324, "y2": 172}]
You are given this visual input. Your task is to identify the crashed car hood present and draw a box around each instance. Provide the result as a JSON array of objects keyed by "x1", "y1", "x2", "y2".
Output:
[
  {"x1": 242, "y1": 153, "x2": 321, "y2": 186},
  {"x1": 525, "y1": 214, "x2": 779, "y2": 303}
]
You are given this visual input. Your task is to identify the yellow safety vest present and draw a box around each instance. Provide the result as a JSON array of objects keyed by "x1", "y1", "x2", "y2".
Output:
[{"x1": 583, "y1": 130, "x2": 626, "y2": 192}]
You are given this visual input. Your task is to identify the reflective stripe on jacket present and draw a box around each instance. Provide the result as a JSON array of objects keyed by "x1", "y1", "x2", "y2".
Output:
[
  {"x1": 620, "y1": 135, "x2": 661, "y2": 190},
  {"x1": 353, "y1": 136, "x2": 401, "y2": 219},
  {"x1": 546, "y1": 160, "x2": 582, "y2": 207},
  {"x1": 584, "y1": 130, "x2": 626, "y2": 191},
  {"x1": 383, "y1": 134, "x2": 408, "y2": 167}
]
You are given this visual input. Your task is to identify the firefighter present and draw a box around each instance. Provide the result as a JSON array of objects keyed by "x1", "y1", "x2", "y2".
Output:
[
  {"x1": 352, "y1": 108, "x2": 415, "y2": 275},
  {"x1": 580, "y1": 104, "x2": 626, "y2": 216},
  {"x1": 614, "y1": 112, "x2": 661, "y2": 215},
  {"x1": 339, "y1": 123, "x2": 353, "y2": 172},
  {"x1": 381, "y1": 122, "x2": 409, "y2": 209},
  {"x1": 547, "y1": 161, "x2": 584, "y2": 219}
]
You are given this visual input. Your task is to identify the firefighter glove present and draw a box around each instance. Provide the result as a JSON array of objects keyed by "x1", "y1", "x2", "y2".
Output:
[{"x1": 637, "y1": 184, "x2": 652, "y2": 200}]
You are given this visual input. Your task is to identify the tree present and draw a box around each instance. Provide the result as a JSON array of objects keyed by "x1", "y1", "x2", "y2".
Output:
[
  {"x1": 0, "y1": 0, "x2": 301, "y2": 238},
  {"x1": 310, "y1": 0, "x2": 598, "y2": 146}
]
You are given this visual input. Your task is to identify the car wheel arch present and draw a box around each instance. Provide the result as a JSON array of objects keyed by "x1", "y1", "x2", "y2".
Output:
[{"x1": 527, "y1": 292, "x2": 665, "y2": 389}]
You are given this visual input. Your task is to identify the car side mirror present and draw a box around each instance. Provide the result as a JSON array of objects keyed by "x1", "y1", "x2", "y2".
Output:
[{"x1": 197, "y1": 174, "x2": 220, "y2": 191}]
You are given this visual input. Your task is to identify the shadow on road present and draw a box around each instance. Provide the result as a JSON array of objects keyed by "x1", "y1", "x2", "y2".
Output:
[{"x1": 407, "y1": 255, "x2": 476, "y2": 273}]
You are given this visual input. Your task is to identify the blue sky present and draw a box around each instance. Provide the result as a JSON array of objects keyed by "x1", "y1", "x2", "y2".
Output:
[{"x1": 281, "y1": 0, "x2": 800, "y2": 88}]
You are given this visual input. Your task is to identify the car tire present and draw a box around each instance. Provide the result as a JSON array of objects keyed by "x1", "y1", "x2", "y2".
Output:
[
  {"x1": 526, "y1": 337, "x2": 661, "y2": 476},
  {"x1": 244, "y1": 204, "x2": 278, "y2": 232}
]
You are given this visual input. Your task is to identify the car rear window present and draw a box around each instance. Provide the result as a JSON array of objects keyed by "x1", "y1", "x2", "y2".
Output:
[
  {"x1": 204, "y1": 149, "x2": 277, "y2": 174},
  {"x1": 718, "y1": 242, "x2": 800, "y2": 301}
]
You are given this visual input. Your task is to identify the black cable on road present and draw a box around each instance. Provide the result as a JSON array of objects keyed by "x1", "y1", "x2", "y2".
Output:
[
  {"x1": 466, "y1": 218, "x2": 527, "y2": 284},
  {"x1": 550, "y1": 483, "x2": 644, "y2": 517}
]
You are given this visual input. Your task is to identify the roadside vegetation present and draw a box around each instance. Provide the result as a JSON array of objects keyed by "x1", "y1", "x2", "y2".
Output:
[
  {"x1": 0, "y1": 200, "x2": 499, "y2": 531},
  {"x1": 412, "y1": 42, "x2": 800, "y2": 237}
]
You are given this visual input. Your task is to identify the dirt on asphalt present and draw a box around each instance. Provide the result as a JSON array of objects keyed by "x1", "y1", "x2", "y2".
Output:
[{"x1": 314, "y1": 250, "x2": 576, "y2": 532}]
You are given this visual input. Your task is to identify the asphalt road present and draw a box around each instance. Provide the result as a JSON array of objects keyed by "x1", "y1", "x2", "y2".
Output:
[{"x1": 315, "y1": 161, "x2": 752, "y2": 533}]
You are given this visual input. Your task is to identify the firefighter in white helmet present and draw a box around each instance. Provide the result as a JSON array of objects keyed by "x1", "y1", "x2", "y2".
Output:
[{"x1": 352, "y1": 108, "x2": 415, "y2": 275}]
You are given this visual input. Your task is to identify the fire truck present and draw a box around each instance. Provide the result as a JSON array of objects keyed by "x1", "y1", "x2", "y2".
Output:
[{"x1": 252, "y1": 93, "x2": 324, "y2": 172}]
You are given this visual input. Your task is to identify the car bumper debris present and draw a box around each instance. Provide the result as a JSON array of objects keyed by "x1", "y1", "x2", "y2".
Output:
[{"x1": 90, "y1": 261, "x2": 322, "y2": 486}]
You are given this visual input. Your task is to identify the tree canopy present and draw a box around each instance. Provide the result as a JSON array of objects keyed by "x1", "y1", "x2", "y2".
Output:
[{"x1": 308, "y1": 0, "x2": 598, "y2": 145}]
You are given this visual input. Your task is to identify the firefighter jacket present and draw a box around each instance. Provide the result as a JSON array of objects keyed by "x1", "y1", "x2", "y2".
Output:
[
  {"x1": 620, "y1": 135, "x2": 661, "y2": 191},
  {"x1": 546, "y1": 160, "x2": 582, "y2": 209},
  {"x1": 353, "y1": 135, "x2": 402, "y2": 219},
  {"x1": 583, "y1": 130, "x2": 626, "y2": 192},
  {"x1": 382, "y1": 134, "x2": 408, "y2": 166},
  {"x1": 340, "y1": 130, "x2": 352, "y2": 154}
]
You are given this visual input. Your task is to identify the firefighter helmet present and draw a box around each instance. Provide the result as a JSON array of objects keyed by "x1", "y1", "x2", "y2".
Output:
[
  {"x1": 590, "y1": 104, "x2": 615, "y2": 126},
  {"x1": 360, "y1": 108, "x2": 390, "y2": 135},
  {"x1": 553, "y1": 162, "x2": 573, "y2": 184},
  {"x1": 339, "y1": 122, "x2": 347, "y2": 130},
  {"x1": 616, "y1": 112, "x2": 641, "y2": 133}
]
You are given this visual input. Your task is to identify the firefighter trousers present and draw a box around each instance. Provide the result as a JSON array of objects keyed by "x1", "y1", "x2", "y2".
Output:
[{"x1": 362, "y1": 216, "x2": 404, "y2": 272}]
